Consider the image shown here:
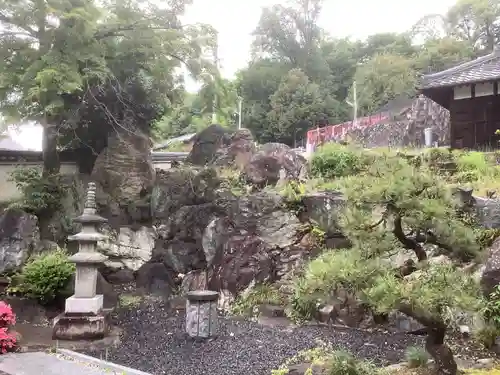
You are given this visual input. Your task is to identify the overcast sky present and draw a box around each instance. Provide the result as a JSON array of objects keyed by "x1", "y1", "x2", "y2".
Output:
[{"x1": 12, "y1": 0, "x2": 457, "y2": 150}]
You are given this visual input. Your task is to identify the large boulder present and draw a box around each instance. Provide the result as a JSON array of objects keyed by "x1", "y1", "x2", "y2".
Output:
[
  {"x1": 475, "y1": 196, "x2": 500, "y2": 228},
  {"x1": 187, "y1": 124, "x2": 232, "y2": 166},
  {"x1": 151, "y1": 238, "x2": 206, "y2": 274},
  {"x1": 0, "y1": 209, "x2": 40, "y2": 274},
  {"x1": 135, "y1": 262, "x2": 177, "y2": 298},
  {"x1": 98, "y1": 225, "x2": 156, "y2": 271},
  {"x1": 151, "y1": 167, "x2": 221, "y2": 221},
  {"x1": 91, "y1": 129, "x2": 155, "y2": 224},
  {"x1": 211, "y1": 235, "x2": 275, "y2": 296},
  {"x1": 301, "y1": 191, "x2": 346, "y2": 236},
  {"x1": 213, "y1": 129, "x2": 256, "y2": 168},
  {"x1": 243, "y1": 143, "x2": 307, "y2": 188},
  {"x1": 223, "y1": 191, "x2": 303, "y2": 248},
  {"x1": 481, "y1": 237, "x2": 500, "y2": 296}
]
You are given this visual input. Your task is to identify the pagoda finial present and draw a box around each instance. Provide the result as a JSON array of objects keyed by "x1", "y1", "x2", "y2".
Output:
[{"x1": 84, "y1": 182, "x2": 97, "y2": 212}]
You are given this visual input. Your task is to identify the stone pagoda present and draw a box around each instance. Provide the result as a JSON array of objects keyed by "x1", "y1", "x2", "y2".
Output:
[{"x1": 53, "y1": 182, "x2": 110, "y2": 340}]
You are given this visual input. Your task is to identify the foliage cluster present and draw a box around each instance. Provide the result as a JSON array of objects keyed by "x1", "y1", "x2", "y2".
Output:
[
  {"x1": 8, "y1": 167, "x2": 66, "y2": 216},
  {"x1": 271, "y1": 346, "x2": 379, "y2": 375},
  {"x1": 230, "y1": 284, "x2": 283, "y2": 316},
  {"x1": 9, "y1": 249, "x2": 75, "y2": 305},
  {"x1": 284, "y1": 148, "x2": 487, "y2": 373},
  {"x1": 310, "y1": 143, "x2": 373, "y2": 179}
]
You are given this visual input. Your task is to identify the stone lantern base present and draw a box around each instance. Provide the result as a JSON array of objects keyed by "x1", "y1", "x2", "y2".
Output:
[{"x1": 52, "y1": 307, "x2": 111, "y2": 340}]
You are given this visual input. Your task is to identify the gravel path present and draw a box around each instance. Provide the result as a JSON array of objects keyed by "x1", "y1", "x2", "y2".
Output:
[{"x1": 81, "y1": 300, "x2": 424, "y2": 375}]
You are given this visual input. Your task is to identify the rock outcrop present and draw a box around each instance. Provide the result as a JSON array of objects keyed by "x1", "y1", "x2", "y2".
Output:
[
  {"x1": 0, "y1": 209, "x2": 40, "y2": 274},
  {"x1": 187, "y1": 124, "x2": 232, "y2": 166},
  {"x1": 136, "y1": 165, "x2": 316, "y2": 301},
  {"x1": 91, "y1": 129, "x2": 155, "y2": 226},
  {"x1": 243, "y1": 143, "x2": 307, "y2": 188},
  {"x1": 481, "y1": 237, "x2": 500, "y2": 296}
]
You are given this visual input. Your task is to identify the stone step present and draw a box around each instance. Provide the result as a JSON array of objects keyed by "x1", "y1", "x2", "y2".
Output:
[{"x1": 0, "y1": 350, "x2": 151, "y2": 375}]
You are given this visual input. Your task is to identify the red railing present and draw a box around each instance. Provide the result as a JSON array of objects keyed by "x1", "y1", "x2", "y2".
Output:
[{"x1": 306, "y1": 112, "x2": 390, "y2": 149}]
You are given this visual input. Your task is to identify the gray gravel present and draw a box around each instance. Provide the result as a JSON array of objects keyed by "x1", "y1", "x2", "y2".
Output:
[{"x1": 80, "y1": 300, "x2": 424, "y2": 375}]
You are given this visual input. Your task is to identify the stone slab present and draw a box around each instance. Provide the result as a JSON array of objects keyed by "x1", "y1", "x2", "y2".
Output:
[
  {"x1": 0, "y1": 351, "x2": 150, "y2": 375},
  {"x1": 65, "y1": 295, "x2": 103, "y2": 314}
]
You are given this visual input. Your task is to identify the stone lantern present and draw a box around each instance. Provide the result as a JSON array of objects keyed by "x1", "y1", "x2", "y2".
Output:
[
  {"x1": 53, "y1": 182, "x2": 109, "y2": 340},
  {"x1": 185, "y1": 290, "x2": 219, "y2": 339}
]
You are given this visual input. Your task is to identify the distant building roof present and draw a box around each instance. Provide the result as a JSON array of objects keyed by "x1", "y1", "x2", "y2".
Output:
[
  {"x1": 0, "y1": 136, "x2": 27, "y2": 151},
  {"x1": 152, "y1": 133, "x2": 196, "y2": 151},
  {"x1": 420, "y1": 49, "x2": 500, "y2": 89}
]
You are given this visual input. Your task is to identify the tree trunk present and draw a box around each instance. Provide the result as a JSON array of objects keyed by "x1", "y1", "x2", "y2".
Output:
[
  {"x1": 41, "y1": 118, "x2": 60, "y2": 177},
  {"x1": 398, "y1": 304, "x2": 457, "y2": 375},
  {"x1": 425, "y1": 327, "x2": 457, "y2": 375}
]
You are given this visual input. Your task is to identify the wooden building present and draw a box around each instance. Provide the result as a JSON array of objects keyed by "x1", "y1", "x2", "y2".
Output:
[{"x1": 420, "y1": 49, "x2": 500, "y2": 149}]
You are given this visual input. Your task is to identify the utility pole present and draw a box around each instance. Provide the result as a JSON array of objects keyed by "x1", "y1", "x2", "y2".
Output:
[
  {"x1": 237, "y1": 96, "x2": 242, "y2": 129},
  {"x1": 346, "y1": 80, "x2": 358, "y2": 129},
  {"x1": 353, "y1": 80, "x2": 358, "y2": 128}
]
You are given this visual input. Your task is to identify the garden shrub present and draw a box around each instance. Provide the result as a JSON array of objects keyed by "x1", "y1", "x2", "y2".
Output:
[
  {"x1": 231, "y1": 284, "x2": 283, "y2": 316},
  {"x1": 310, "y1": 143, "x2": 370, "y2": 179},
  {"x1": 271, "y1": 346, "x2": 378, "y2": 375},
  {"x1": 12, "y1": 249, "x2": 75, "y2": 304},
  {"x1": 0, "y1": 302, "x2": 17, "y2": 354},
  {"x1": 404, "y1": 346, "x2": 429, "y2": 368},
  {"x1": 289, "y1": 157, "x2": 482, "y2": 375},
  {"x1": 8, "y1": 167, "x2": 66, "y2": 215},
  {"x1": 323, "y1": 351, "x2": 378, "y2": 375}
]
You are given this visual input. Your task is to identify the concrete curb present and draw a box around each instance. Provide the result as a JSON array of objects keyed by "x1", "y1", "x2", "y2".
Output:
[{"x1": 56, "y1": 349, "x2": 152, "y2": 375}]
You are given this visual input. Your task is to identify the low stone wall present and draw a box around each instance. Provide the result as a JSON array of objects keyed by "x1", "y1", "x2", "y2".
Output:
[{"x1": 348, "y1": 95, "x2": 450, "y2": 148}]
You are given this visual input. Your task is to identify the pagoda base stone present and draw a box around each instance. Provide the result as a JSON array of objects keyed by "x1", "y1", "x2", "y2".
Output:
[
  {"x1": 52, "y1": 311, "x2": 110, "y2": 340},
  {"x1": 65, "y1": 295, "x2": 103, "y2": 314}
]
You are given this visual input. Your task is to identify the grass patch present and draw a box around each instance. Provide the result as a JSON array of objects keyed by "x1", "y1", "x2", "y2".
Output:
[
  {"x1": 404, "y1": 346, "x2": 429, "y2": 369},
  {"x1": 230, "y1": 284, "x2": 283, "y2": 316},
  {"x1": 118, "y1": 294, "x2": 143, "y2": 308}
]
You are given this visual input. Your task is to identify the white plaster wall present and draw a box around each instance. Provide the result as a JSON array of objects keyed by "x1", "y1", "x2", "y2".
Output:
[
  {"x1": 0, "y1": 160, "x2": 174, "y2": 202},
  {"x1": 0, "y1": 162, "x2": 78, "y2": 202}
]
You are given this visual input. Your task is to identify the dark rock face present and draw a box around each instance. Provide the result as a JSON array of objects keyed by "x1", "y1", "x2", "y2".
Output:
[
  {"x1": 243, "y1": 143, "x2": 307, "y2": 188},
  {"x1": 211, "y1": 235, "x2": 275, "y2": 296},
  {"x1": 0, "y1": 208, "x2": 40, "y2": 274},
  {"x1": 213, "y1": 128, "x2": 256, "y2": 168},
  {"x1": 301, "y1": 191, "x2": 346, "y2": 237},
  {"x1": 136, "y1": 262, "x2": 177, "y2": 298},
  {"x1": 152, "y1": 168, "x2": 221, "y2": 221},
  {"x1": 481, "y1": 237, "x2": 500, "y2": 296},
  {"x1": 143, "y1": 166, "x2": 315, "y2": 301},
  {"x1": 187, "y1": 124, "x2": 231, "y2": 166},
  {"x1": 152, "y1": 239, "x2": 206, "y2": 274}
]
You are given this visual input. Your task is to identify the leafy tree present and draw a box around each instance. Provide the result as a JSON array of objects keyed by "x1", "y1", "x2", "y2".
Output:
[
  {"x1": 0, "y1": 0, "x2": 216, "y2": 174},
  {"x1": 294, "y1": 154, "x2": 482, "y2": 375},
  {"x1": 267, "y1": 69, "x2": 341, "y2": 146},
  {"x1": 415, "y1": 37, "x2": 474, "y2": 73},
  {"x1": 235, "y1": 59, "x2": 290, "y2": 143},
  {"x1": 446, "y1": 0, "x2": 500, "y2": 52},
  {"x1": 352, "y1": 53, "x2": 418, "y2": 116}
]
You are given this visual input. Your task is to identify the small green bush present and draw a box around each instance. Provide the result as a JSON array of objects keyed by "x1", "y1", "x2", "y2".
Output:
[
  {"x1": 231, "y1": 284, "x2": 283, "y2": 316},
  {"x1": 404, "y1": 346, "x2": 429, "y2": 368},
  {"x1": 12, "y1": 249, "x2": 75, "y2": 304},
  {"x1": 8, "y1": 167, "x2": 66, "y2": 215},
  {"x1": 310, "y1": 143, "x2": 367, "y2": 179},
  {"x1": 324, "y1": 351, "x2": 378, "y2": 375}
]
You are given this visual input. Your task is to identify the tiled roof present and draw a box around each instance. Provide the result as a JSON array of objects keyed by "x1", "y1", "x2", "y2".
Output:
[{"x1": 420, "y1": 49, "x2": 500, "y2": 89}]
